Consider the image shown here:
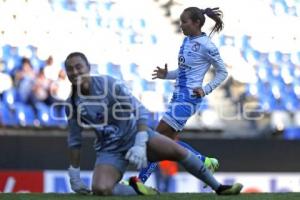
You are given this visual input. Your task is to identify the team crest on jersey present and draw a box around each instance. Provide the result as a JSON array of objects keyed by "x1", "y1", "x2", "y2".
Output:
[
  {"x1": 178, "y1": 55, "x2": 185, "y2": 64},
  {"x1": 208, "y1": 49, "x2": 219, "y2": 56},
  {"x1": 191, "y1": 42, "x2": 200, "y2": 52}
]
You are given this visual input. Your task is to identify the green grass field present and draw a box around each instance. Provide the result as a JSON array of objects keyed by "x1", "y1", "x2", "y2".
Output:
[{"x1": 1, "y1": 193, "x2": 300, "y2": 200}]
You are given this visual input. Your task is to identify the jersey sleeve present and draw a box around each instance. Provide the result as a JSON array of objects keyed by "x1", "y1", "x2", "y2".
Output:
[
  {"x1": 110, "y1": 77, "x2": 150, "y2": 127},
  {"x1": 165, "y1": 69, "x2": 178, "y2": 80},
  {"x1": 202, "y1": 45, "x2": 228, "y2": 95},
  {"x1": 65, "y1": 99, "x2": 83, "y2": 149}
]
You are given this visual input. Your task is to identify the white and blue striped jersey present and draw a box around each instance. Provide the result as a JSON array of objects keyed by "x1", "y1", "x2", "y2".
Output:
[{"x1": 167, "y1": 33, "x2": 228, "y2": 96}]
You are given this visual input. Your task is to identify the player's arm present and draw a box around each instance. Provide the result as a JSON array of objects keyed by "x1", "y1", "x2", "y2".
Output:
[
  {"x1": 112, "y1": 79, "x2": 149, "y2": 169},
  {"x1": 69, "y1": 148, "x2": 80, "y2": 168},
  {"x1": 202, "y1": 46, "x2": 228, "y2": 95},
  {"x1": 67, "y1": 115, "x2": 83, "y2": 168},
  {"x1": 165, "y1": 68, "x2": 178, "y2": 80},
  {"x1": 114, "y1": 82, "x2": 150, "y2": 169},
  {"x1": 65, "y1": 104, "x2": 91, "y2": 194}
]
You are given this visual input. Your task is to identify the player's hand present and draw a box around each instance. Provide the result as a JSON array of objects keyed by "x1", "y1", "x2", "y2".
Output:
[
  {"x1": 192, "y1": 87, "x2": 205, "y2": 97},
  {"x1": 152, "y1": 64, "x2": 168, "y2": 79},
  {"x1": 125, "y1": 131, "x2": 149, "y2": 169},
  {"x1": 68, "y1": 166, "x2": 91, "y2": 195},
  {"x1": 126, "y1": 145, "x2": 148, "y2": 169}
]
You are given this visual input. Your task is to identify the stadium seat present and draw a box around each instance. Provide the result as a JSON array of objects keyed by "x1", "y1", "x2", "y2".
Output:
[
  {"x1": 141, "y1": 79, "x2": 156, "y2": 91},
  {"x1": 280, "y1": 63, "x2": 294, "y2": 84},
  {"x1": 162, "y1": 81, "x2": 174, "y2": 97},
  {"x1": 14, "y1": 103, "x2": 36, "y2": 126},
  {"x1": 0, "y1": 103, "x2": 18, "y2": 126},
  {"x1": 245, "y1": 81, "x2": 269, "y2": 97},
  {"x1": 1, "y1": 44, "x2": 11, "y2": 60},
  {"x1": 282, "y1": 94, "x2": 299, "y2": 111},
  {"x1": 30, "y1": 56, "x2": 45, "y2": 73},
  {"x1": 291, "y1": 51, "x2": 300, "y2": 65},
  {"x1": 268, "y1": 51, "x2": 283, "y2": 64},
  {"x1": 2, "y1": 88, "x2": 20, "y2": 106},
  {"x1": 5, "y1": 57, "x2": 18, "y2": 75},
  {"x1": 259, "y1": 94, "x2": 278, "y2": 112},
  {"x1": 129, "y1": 63, "x2": 139, "y2": 76},
  {"x1": 106, "y1": 62, "x2": 123, "y2": 80},
  {"x1": 116, "y1": 17, "x2": 124, "y2": 29},
  {"x1": 103, "y1": 1, "x2": 113, "y2": 11},
  {"x1": 140, "y1": 18, "x2": 146, "y2": 28},
  {"x1": 35, "y1": 102, "x2": 51, "y2": 126},
  {"x1": 0, "y1": 0, "x2": 299, "y2": 128},
  {"x1": 198, "y1": 97, "x2": 209, "y2": 110},
  {"x1": 151, "y1": 34, "x2": 157, "y2": 44},
  {"x1": 218, "y1": 34, "x2": 226, "y2": 46},
  {"x1": 49, "y1": 104, "x2": 68, "y2": 127},
  {"x1": 272, "y1": 0, "x2": 289, "y2": 14},
  {"x1": 283, "y1": 126, "x2": 300, "y2": 140},
  {"x1": 241, "y1": 35, "x2": 251, "y2": 50}
]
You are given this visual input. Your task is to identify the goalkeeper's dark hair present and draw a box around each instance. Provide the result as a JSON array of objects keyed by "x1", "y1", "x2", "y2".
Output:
[
  {"x1": 64, "y1": 52, "x2": 90, "y2": 69},
  {"x1": 183, "y1": 7, "x2": 224, "y2": 37}
]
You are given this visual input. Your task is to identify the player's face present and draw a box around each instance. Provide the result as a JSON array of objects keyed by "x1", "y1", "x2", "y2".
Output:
[
  {"x1": 65, "y1": 56, "x2": 90, "y2": 85},
  {"x1": 180, "y1": 11, "x2": 200, "y2": 36}
]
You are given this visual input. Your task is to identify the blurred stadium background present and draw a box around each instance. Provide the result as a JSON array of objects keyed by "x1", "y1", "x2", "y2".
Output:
[{"x1": 0, "y1": 0, "x2": 300, "y2": 194}]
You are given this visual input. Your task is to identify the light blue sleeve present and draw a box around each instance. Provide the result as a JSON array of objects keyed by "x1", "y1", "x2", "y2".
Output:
[
  {"x1": 165, "y1": 69, "x2": 178, "y2": 80},
  {"x1": 202, "y1": 45, "x2": 228, "y2": 95},
  {"x1": 65, "y1": 99, "x2": 83, "y2": 149},
  {"x1": 112, "y1": 78, "x2": 150, "y2": 126}
]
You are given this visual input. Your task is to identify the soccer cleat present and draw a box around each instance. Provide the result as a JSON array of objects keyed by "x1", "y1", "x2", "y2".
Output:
[
  {"x1": 216, "y1": 183, "x2": 243, "y2": 195},
  {"x1": 129, "y1": 176, "x2": 159, "y2": 195}
]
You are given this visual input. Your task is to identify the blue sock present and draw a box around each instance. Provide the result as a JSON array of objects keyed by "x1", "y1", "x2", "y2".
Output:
[
  {"x1": 138, "y1": 162, "x2": 159, "y2": 183},
  {"x1": 177, "y1": 141, "x2": 206, "y2": 162}
]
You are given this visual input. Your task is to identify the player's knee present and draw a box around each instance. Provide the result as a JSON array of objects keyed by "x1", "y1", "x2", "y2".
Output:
[{"x1": 92, "y1": 184, "x2": 113, "y2": 196}]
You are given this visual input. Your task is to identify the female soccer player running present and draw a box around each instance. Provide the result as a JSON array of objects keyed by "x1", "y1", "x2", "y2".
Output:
[
  {"x1": 139, "y1": 7, "x2": 228, "y2": 183},
  {"x1": 64, "y1": 52, "x2": 242, "y2": 196}
]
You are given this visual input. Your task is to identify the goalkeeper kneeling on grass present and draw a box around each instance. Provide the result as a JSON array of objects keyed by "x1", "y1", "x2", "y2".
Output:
[{"x1": 65, "y1": 52, "x2": 243, "y2": 196}]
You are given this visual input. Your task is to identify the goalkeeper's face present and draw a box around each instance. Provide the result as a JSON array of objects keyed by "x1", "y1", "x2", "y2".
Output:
[{"x1": 65, "y1": 56, "x2": 90, "y2": 85}]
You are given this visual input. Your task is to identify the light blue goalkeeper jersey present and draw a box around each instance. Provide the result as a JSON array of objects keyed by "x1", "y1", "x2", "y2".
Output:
[
  {"x1": 66, "y1": 75, "x2": 150, "y2": 152},
  {"x1": 173, "y1": 33, "x2": 228, "y2": 96}
]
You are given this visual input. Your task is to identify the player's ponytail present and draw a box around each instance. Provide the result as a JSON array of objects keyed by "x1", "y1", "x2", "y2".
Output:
[
  {"x1": 202, "y1": 7, "x2": 224, "y2": 36},
  {"x1": 183, "y1": 7, "x2": 224, "y2": 37}
]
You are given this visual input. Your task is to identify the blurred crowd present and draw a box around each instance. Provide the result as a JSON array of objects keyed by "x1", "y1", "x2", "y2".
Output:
[
  {"x1": 0, "y1": 0, "x2": 299, "y2": 139},
  {"x1": 0, "y1": 47, "x2": 71, "y2": 127}
]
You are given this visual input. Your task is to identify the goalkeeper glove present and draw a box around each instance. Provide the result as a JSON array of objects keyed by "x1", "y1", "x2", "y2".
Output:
[{"x1": 125, "y1": 131, "x2": 149, "y2": 169}]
